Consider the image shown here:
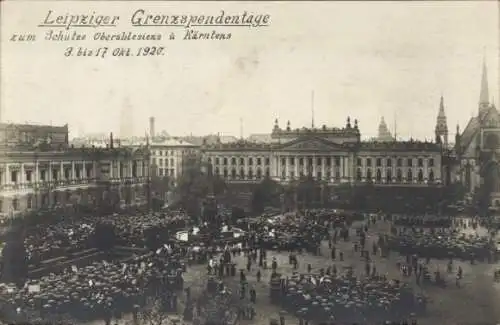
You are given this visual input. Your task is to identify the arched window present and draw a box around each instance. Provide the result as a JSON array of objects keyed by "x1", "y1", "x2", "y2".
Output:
[
  {"x1": 356, "y1": 168, "x2": 362, "y2": 181},
  {"x1": 367, "y1": 168, "x2": 372, "y2": 180},
  {"x1": 407, "y1": 169, "x2": 413, "y2": 183},
  {"x1": 265, "y1": 167, "x2": 270, "y2": 177},
  {"x1": 429, "y1": 169, "x2": 434, "y2": 182},
  {"x1": 257, "y1": 168, "x2": 262, "y2": 179},
  {"x1": 248, "y1": 169, "x2": 253, "y2": 179},
  {"x1": 207, "y1": 157, "x2": 212, "y2": 164},
  {"x1": 240, "y1": 158, "x2": 245, "y2": 165},
  {"x1": 215, "y1": 167, "x2": 220, "y2": 175},
  {"x1": 240, "y1": 168, "x2": 245, "y2": 179},
  {"x1": 397, "y1": 169, "x2": 402, "y2": 182},
  {"x1": 397, "y1": 158, "x2": 402, "y2": 167},
  {"x1": 386, "y1": 169, "x2": 392, "y2": 183},
  {"x1": 376, "y1": 169, "x2": 382, "y2": 182},
  {"x1": 387, "y1": 158, "x2": 392, "y2": 167},
  {"x1": 223, "y1": 169, "x2": 228, "y2": 178},
  {"x1": 418, "y1": 169, "x2": 424, "y2": 182},
  {"x1": 223, "y1": 158, "x2": 228, "y2": 165},
  {"x1": 231, "y1": 158, "x2": 236, "y2": 165},
  {"x1": 231, "y1": 169, "x2": 236, "y2": 179}
]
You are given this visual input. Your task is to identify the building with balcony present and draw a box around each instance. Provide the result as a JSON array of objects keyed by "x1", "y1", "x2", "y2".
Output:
[{"x1": 0, "y1": 124, "x2": 150, "y2": 218}]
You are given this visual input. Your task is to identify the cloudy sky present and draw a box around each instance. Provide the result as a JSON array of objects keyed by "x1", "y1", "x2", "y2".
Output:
[{"x1": 1, "y1": 1, "x2": 498, "y2": 140}]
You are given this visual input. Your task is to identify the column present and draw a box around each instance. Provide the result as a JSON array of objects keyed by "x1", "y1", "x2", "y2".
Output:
[
  {"x1": 321, "y1": 157, "x2": 326, "y2": 181},
  {"x1": 60, "y1": 162, "x2": 64, "y2": 182},
  {"x1": 71, "y1": 161, "x2": 76, "y2": 181},
  {"x1": 284, "y1": 155, "x2": 289, "y2": 181},
  {"x1": 20, "y1": 163, "x2": 25, "y2": 185},
  {"x1": 340, "y1": 156, "x2": 344, "y2": 179},
  {"x1": 312, "y1": 156, "x2": 317, "y2": 179},
  {"x1": 293, "y1": 156, "x2": 299, "y2": 179},
  {"x1": 35, "y1": 162, "x2": 39, "y2": 183},
  {"x1": 82, "y1": 162, "x2": 87, "y2": 181}
]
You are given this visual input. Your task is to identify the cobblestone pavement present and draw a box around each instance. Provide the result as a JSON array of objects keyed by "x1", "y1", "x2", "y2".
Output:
[{"x1": 87, "y1": 218, "x2": 500, "y2": 325}]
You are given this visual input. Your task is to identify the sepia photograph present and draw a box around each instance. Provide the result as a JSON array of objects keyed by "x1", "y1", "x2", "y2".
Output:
[{"x1": 0, "y1": 1, "x2": 499, "y2": 325}]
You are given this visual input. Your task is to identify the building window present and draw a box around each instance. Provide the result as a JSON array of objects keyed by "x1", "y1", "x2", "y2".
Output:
[
  {"x1": 376, "y1": 169, "x2": 382, "y2": 182},
  {"x1": 231, "y1": 169, "x2": 236, "y2": 179},
  {"x1": 240, "y1": 158, "x2": 245, "y2": 165},
  {"x1": 257, "y1": 168, "x2": 262, "y2": 179},
  {"x1": 215, "y1": 158, "x2": 220, "y2": 165},
  {"x1": 11, "y1": 171, "x2": 17, "y2": 183},
  {"x1": 207, "y1": 157, "x2": 212, "y2": 164},
  {"x1": 223, "y1": 169, "x2": 228, "y2": 178},
  {"x1": 240, "y1": 168, "x2": 245, "y2": 179},
  {"x1": 86, "y1": 167, "x2": 92, "y2": 179},
  {"x1": 407, "y1": 158, "x2": 413, "y2": 167},
  {"x1": 386, "y1": 169, "x2": 392, "y2": 183},
  {"x1": 265, "y1": 168, "x2": 270, "y2": 177},
  {"x1": 376, "y1": 158, "x2": 382, "y2": 167},
  {"x1": 40, "y1": 170, "x2": 46, "y2": 181},
  {"x1": 281, "y1": 170, "x2": 286, "y2": 179},
  {"x1": 366, "y1": 158, "x2": 372, "y2": 167},
  {"x1": 248, "y1": 158, "x2": 253, "y2": 166},
  {"x1": 418, "y1": 169, "x2": 424, "y2": 182},
  {"x1": 326, "y1": 157, "x2": 331, "y2": 166},
  {"x1": 299, "y1": 158, "x2": 304, "y2": 165},
  {"x1": 27, "y1": 195, "x2": 32, "y2": 209},
  {"x1": 215, "y1": 167, "x2": 220, "y2": 175},
  {"x1": 387, "y1": 159, "x2": 392, "y2": 167},
  {"x1": 265, "y1": 158, "x2": 270, "y2": 165},
  {"x1": 132, "y1": 162, "x2": 137, "y2": 177},
  {"x1": 26, "y1": 170, "x2": 32, "y2": 182},
  {"x1": 429, "y1": 169, "x2": 434, "y2": 182},
  {"x1": 281, "y1": 158, "x2": 286, "y2": 166},
  {"x1": 75, "y1": 168, "x2": 81, "y2": 179},
  {"x1": 366, "y1": 168, "x2": 372, "y2": 181},
  {"x1": 357, "y1": 168, "x2": 362, "y2": 181},
  {"x1": 231, "y1": 158, "x2": 236, "y2": 165},
  {"x1": 64, "y1": 168, "x2": 70, "y2": 179},
  {"x1": 290, "y1": 170, "x2": 295, "y2": 179},
  {"x1": 429, "y1": 158, "x2": 434, "y2": 167},
  {"x1": 248, "y1": 169, "x2": 253, "y2": 179},
  {"x1": 357, "y1": 158, "x2": 362, "y2": 166},
  {"x1": 407, "y1": 169, "x2": 413, "y2": 182},
  {"x1": 257, "y1": 158, "x2": 262, "y2": 165},
  {"x1": 418, "y1": 158, "x2": 423, "y2": 167},
  {"x1": 152, "y1": 158, "x2": 156, "y2": 165},
  {"x1": 159, "y1": 169, "x2": 163, "y2": 176},
  {"x1": 170, "y1": 159, "x2": 174, "y2": 166},
  {"x1": 335, "y1": 157, "x2": 340, "y2": 166},
  {"x1": 317, "y1": 158, "x2": 322, "y2": 165},
  {"x1": 159, "y1": 159, "x2": 163, "y2": 166},
  {"x1": 397, "y1": 169, "x2": 402, "y2": 182},
  {"x1": 317, "y1": 172, "x2": 322, "y2": 180},
  {"x1": 397, "y1": 158, "x2": 402, "y2": 167}
]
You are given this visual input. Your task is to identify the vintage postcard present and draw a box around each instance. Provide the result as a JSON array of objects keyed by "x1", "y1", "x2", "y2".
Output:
[{"x1": 0, "y1": 1, "x2": 499, "y2": 325}]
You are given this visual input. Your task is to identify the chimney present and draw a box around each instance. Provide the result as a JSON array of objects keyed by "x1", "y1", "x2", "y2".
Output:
[
  {"x1": 149, "y1": 117, "x2": 155, "y2": 139},
  {"x1": 110, "y1": 132, "x2": 114, "y2": 149}
]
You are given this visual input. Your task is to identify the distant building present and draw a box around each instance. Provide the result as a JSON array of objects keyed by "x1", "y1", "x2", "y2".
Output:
[{"x1": 377, "y1": 117, "x2": 394, "y2": 142}]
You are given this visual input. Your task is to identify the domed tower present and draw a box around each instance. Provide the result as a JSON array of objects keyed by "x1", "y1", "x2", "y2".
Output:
[
  {"x1": 435, "y1": 95, "x2": 448, "y2": 146},
  {"x1": 377, "y1": 117, "x2": 393, "y2": 141}
]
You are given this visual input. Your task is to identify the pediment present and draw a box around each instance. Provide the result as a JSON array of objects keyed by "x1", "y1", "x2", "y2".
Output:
[{"x1": 281, "y1": 137, "x2": 342, "y2": 151}]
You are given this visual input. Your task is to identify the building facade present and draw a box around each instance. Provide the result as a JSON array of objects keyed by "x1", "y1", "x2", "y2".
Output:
[
  {"x1": 452, "y1": 58, "x2": 500, "y2": 205},
  {"x1": 0, "y1": 123, "x2": 150, "y2": 218},
  {"x1": 202, "y1": 118, "x2": 443, "y2": 187}
]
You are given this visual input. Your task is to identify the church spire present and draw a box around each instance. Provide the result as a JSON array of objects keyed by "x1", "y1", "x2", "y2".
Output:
[
  {"x1": 479, "y1": 53, "x2": 490, "y2": 114},
  {"x1": 435, "y1": 95, "x2": 448, "y2": 146}
]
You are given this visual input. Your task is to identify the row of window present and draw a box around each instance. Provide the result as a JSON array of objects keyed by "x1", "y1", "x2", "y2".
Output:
[
  {"x1": 152, "y1": 150, "x2": 176, "y2": 156},
  {"x1": 356, "y1": 168, "x2": 436, "y2": 182},
  {"x1": 213, "y1": 167, "x2": 271, "y2": 179},
  {"x1": 0, "y1": 168, "x2": 93, "y2": 184},
  {"x1": 152, "y1": 158, "x2": 175, "y2": 167},
  {"x1": 157, "y1": 168, "x2": 175, "y2": 177},
  {"x1": 357, "y1": 157, "x2": 435, "y2": 168},
  {"x1": 279, "y1": 157, "x2": 342, "y2": 166},
  {"x1": 208, "y1": 157, "x2": 270, "y2": 166}
]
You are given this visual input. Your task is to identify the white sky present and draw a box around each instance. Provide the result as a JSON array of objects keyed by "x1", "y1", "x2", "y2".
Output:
[{"x1": 1, "y1": 1, "x2": 498, "y2": 140}]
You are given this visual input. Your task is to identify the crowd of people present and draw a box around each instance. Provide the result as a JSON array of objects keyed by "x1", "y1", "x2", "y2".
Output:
[{"x1": 1, "y1": 203, "x2": 499, "y2": 325}]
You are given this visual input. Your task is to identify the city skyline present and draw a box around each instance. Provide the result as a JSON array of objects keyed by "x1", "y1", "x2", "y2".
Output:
[{"x1": 1, "y1": 1, "x2": 498, "y2": 140}]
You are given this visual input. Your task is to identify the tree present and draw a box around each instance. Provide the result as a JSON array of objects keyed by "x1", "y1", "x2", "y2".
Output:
[
  {"x1": 251, "y1": 177, "x2": 282, "y2": 214},
  {"x1": 1, "y1": 228, "x2": 28, "y2": 286},
  {"x1": 174, "y1": 158, "x2": 227, "y2": 218}
]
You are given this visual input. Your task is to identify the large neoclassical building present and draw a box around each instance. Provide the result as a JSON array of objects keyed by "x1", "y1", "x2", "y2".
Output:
[
  {"x1": 201, "y1": 117, "x2": 443, "y2": 187},
  {"x1": 0, "y1": 123, "x2": 150, "y2": 218}
]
